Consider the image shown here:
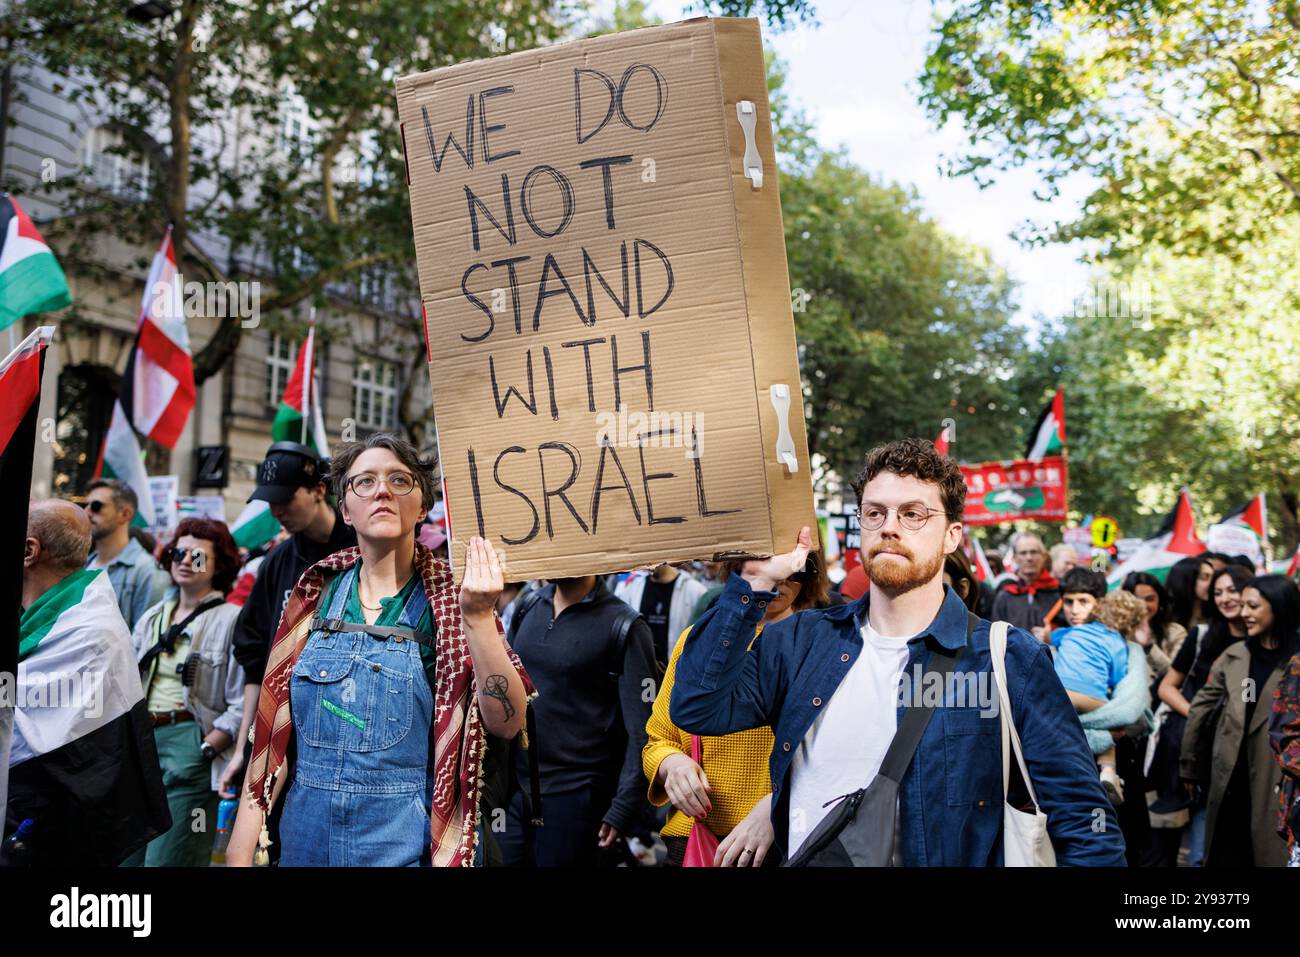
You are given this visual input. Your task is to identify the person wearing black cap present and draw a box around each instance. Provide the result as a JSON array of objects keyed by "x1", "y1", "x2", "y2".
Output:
[{"x1": 219, "y1": 442, "x2": 355, "y2": 808}]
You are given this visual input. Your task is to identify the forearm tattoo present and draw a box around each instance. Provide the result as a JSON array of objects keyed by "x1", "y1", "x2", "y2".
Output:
[{"x1": 482, "y1": 674, "x2": 515, "y2": 722}]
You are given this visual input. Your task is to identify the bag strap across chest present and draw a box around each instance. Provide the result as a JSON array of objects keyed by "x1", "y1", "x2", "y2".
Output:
[{"x1": 309, "y1": 565, "x2": 435, "y2": 650}]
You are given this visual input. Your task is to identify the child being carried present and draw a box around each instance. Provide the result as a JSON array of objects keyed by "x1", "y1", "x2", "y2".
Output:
[{"x1": 1049, "y1": 567, "x2": 1129, "y2": 805}]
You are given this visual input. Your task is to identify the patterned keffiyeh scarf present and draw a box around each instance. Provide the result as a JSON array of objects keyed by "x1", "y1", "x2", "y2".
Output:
[
  {"x1": 246, "y1": 541, "x2": 533, "y2": 866},
  {"x1": 1002, "y1": 569, "x2": 1060, "y2": 596}
]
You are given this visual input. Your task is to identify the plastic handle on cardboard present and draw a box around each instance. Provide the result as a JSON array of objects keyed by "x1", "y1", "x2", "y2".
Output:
[
  {"x1": 769, "y1": 384, "x2": 798, "y2": 473},
  {"x1": 736, "y1": 100, "x2": 763, "y2": 190}
]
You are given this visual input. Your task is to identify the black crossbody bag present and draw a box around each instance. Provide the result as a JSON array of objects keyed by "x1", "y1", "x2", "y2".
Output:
[
  {"x1": 138, "y1": 597, "x2": 227, "y2": 678},
  {"x1": 785, "y1": 613, "x2": 975, "y2": 867}
]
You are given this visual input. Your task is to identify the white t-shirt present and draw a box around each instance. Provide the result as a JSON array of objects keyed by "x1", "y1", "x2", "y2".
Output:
[{"x1": 788, "y1": 621, "x2": 913, "y2": 855}]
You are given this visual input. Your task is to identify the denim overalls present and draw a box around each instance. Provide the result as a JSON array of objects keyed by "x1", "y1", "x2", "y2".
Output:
[{"x1": 279, "y1": 566, "x2": 435, "y2": 866}]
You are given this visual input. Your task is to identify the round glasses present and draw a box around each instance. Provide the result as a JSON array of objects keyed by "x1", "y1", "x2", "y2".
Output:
[
  {"x1": 857, "y1": 502, "x2": 946, "y2": 532},
  {"x1": 345, "y1": 471, "x2": 417, "y2": 498}
]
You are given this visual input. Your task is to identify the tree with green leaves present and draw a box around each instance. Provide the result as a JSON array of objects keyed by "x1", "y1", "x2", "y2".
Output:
[
  {"x1": 919, "y1": 0, "x2": 1300, "y2": 551},
  {"x1": 3, "y1": 0, "x2": 572, "y2": 391},
  {"x1": 919, "y1": 0, "x2": 1300, "y2": 258},
  {"x1": 780, "y1": 145, "x2": 1030, "y2": 493}
]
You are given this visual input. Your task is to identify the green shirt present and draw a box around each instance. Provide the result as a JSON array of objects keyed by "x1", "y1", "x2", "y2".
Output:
[
  {"x1": 321, "y1": 563, "x2": 436, "y2": 688},
  {"x1": 146, "y1": 600, "x2": 191, "y2": 713}
]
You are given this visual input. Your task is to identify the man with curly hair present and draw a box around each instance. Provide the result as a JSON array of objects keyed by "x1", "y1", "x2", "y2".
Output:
[{"x1": 670, "y1": 438, "x2": 1126, "y2": 865}]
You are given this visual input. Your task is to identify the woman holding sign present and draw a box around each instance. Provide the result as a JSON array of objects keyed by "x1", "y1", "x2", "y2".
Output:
[{"x1": 227, "y1": 433, "x2": 532, "y2": 867}]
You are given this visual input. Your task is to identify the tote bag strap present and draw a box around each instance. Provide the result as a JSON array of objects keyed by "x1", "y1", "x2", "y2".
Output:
[{"x1": 989, "y1": 620, "x2": 1042, "y2": 811}]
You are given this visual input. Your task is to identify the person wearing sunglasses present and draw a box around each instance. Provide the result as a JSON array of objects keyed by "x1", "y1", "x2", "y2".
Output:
[
  {"x1": 124, "y1": 518, "x2": 244, "y2": 866},
  {"x1": 227, "y1": 433, "x2": 532, "y2": 867},
  {"x1": 83, "y1": 479, "x2": 168, "y2": 630}
]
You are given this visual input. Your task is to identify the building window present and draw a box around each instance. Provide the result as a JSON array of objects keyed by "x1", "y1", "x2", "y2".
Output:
[
  {"x1": 278, "y1": 86, "x2": 315, "y2": 155},
  {"x1": 355, "y1": 129, "x2": 389, "y2": 189},
  {"x1": 82, "y1": 126, "x2": 153, "y2": 201},
  {"x1": 352, "y1": 357, "x2": 398, "y2": 430},
  {"x1": 266, "y1": 333, "x2": 295, "y2": 407},
  {"x1": 357, "y1": 265, "x2": 396, "y2": 311}
]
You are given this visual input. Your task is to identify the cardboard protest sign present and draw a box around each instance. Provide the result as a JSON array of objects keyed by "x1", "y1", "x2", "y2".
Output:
[
  {"x1": 960, "y1": 456, "x2": 1068, "y2": 525},
  {"x1": 148, "y1": 475, "x2": 179, "y2": 540},
  {"x1": 396, "y1": 17, "x2": 815, "y2": 581},
  {"x1": 176, "y1": 495, "x2": 226, "y2": 523}
]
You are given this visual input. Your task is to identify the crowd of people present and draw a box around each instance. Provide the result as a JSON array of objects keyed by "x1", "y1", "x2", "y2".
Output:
[{"x1": 7, "y1": 435, "x2": 1300, "y2": 868}]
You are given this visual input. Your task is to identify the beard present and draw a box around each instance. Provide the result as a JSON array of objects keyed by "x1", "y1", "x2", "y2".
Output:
[{"x1": 865, "y1": 540, "x2": 945, "y2": 594}]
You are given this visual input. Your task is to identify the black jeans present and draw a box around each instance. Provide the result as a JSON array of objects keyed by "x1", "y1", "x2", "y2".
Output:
[{"x1": 498, "y1": 785, "x2": 620, "y2": 867}]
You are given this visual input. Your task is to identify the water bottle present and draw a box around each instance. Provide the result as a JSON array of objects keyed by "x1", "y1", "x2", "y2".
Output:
[
  {"x1": 210, "y1": 795, "x2": 238, "y2": 866},
  {"x1": 1, "y1": 819, "x2": 36, "y2": 867}
]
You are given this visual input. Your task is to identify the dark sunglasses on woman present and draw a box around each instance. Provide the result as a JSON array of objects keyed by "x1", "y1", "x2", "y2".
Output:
[{"x1": 169, "y1": 547, "x2": 208, "y2": 570}]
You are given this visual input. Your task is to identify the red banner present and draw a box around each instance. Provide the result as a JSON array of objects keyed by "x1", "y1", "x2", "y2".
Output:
[{"x1": 960, "y1": 456, "x2": 1069, "y2": 525}]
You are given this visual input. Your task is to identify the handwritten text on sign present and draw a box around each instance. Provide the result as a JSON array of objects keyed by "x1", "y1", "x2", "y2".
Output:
[{"x1": 418, "y1": 63, "x2": 744, "y2": 547}]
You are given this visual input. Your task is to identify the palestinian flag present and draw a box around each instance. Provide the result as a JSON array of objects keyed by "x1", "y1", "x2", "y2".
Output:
[
  {"x1": 1219, "y1": 495, "x2": 1267, "y2": 539},
  {"x1": 271, "y1": 322, "x2": 329, "y2": 455},
  {"x1": 1208, "y1": 494, "x2": 1268, "y2": 565},
  {"x1": 1, "y1": 327, "x2": 54, "y2": 824},
  {"x1": 967, "y1": 534, "x2": 994, "y2": 583},
  {"x1": 1, "y1": 327, "x2": 53, "y2": 669},
  {"x1": 91, "y1": 399, "x2": 155, "y2": 528},
  {"x1": 0, "y1": 196, "x2": 71, "y2": 333},
  {"x1": 934, "y1": 423, "x2": 952, "y2": 457},
  {"x1": 230, "y1": 499, "x2": 281, "y2": 551},
  {"x1": 6, "y1": 568, "x2": 170, "y2": 865},
  {"x1": 1285, "y1": 544, "x2": 1299, "y2": 579},
  {"x1": 121, "y1": 228, "x2": 194, "y2": 449},
  {"x1": 1025, "y1": 387, "x2": 1066, "y2": 461},
  {"x1": 1107, "y1": 488, "x2": 1205, "y2": 586}
]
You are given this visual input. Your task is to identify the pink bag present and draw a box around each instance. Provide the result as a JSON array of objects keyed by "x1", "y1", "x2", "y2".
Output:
[{"x1": 681, "y1": 736, "x2": 719, "y2": 867}]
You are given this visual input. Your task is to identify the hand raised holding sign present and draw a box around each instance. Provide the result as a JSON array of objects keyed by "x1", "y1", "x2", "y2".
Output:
[
  {"x1": 739, "y1": 525, "x2": 813, "y2": 593},
  {"x1": 459, "y1": 536, "x2": 505, "y2": 622}
]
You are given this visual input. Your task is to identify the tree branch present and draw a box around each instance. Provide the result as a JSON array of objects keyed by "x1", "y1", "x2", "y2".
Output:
[
  {"x1": 318, "y1": 106, "x2": 364, "y2": 226},
  {"x1": 1240, "y1": 145, "x2": 1300, "y2": 203}
]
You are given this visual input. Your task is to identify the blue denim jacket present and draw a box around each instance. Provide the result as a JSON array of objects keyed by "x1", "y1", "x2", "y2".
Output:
[{"x1": 669, "y1": 573, "x2": 1127, "y2": 866}]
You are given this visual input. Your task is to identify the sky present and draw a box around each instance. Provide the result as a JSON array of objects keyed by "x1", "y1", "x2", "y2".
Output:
[{"x1": 634, "y1": 0, "x2": 1099, "y2": 329}]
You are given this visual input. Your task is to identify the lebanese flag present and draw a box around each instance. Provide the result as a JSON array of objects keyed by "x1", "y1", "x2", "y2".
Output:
[
  {"x1": 0, "y1": 196, "x2": 71, "y2": 333},
  {"x1": 934, "y1": 422, "x2": 952, "y2": 456},
  {"x1": 271, "y1": 323, "x2": 329, "y2": 455},
  {"x1": 1107, "y1": 488, "x2": 1205, "y2": 585},
  {"x1": 1, "y1": 326, "x2": 54, "y2": 825},
  {"x1": 1026, "y1": 387, "x2": 1066, "y2": 461},
  {"x1": 120, "y1": 228, "x2": 194, "y2": 449}
]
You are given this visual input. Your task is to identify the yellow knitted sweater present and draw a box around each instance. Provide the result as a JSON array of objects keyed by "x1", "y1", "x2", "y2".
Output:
[{"x1": 643, "y1": 624, "x2": 773, "y2": 838}]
